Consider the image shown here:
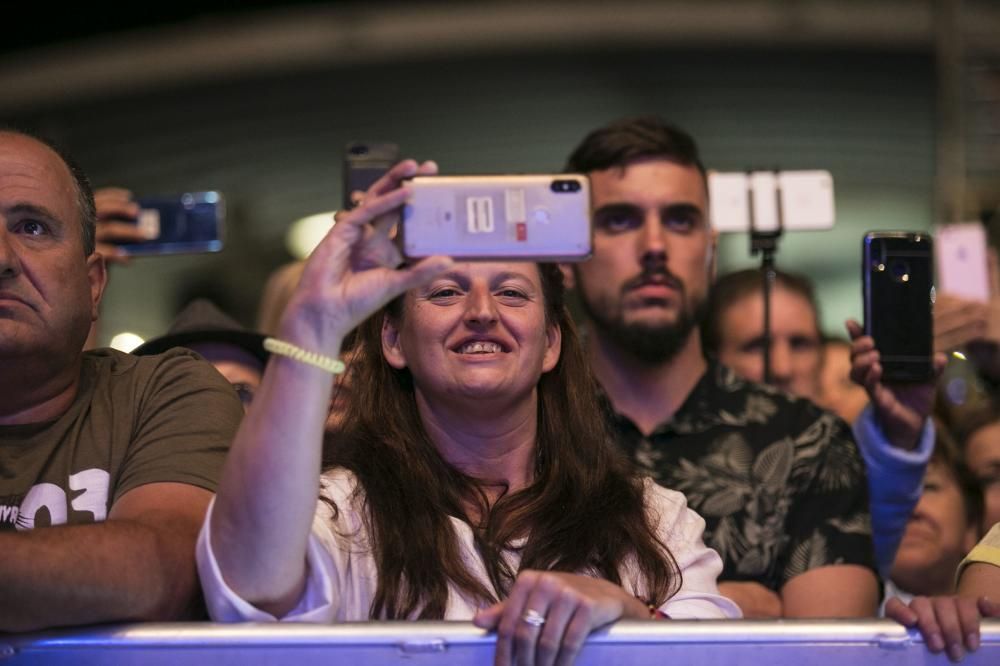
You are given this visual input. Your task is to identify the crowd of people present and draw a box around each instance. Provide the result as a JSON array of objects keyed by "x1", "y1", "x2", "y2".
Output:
[{"x1": 1, "y1": 116, "x2": 998, "y2": 665}]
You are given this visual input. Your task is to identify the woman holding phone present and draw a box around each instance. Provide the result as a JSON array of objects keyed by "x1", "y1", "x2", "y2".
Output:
[{"x1": 197, "y1": 160, "x2": 738, "y2": 666}]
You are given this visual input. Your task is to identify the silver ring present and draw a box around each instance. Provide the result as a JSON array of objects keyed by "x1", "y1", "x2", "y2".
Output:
[{"x1": 522, "y1": 609, "x2": 546, "y2": 627}]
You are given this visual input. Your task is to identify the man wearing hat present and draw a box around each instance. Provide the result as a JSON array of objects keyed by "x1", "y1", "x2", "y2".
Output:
[{"x1": 134, "y1": 299, "x2": 269, "y2": 411}]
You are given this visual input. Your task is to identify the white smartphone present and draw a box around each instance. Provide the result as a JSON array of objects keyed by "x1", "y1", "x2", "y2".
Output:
[
  {"x1": 400, "y1": 174, "x2": 592, "y2": 262},
  {"x1": 935, "y1": 222, "x2": 990, "y2": 302},
  {"x1": 708, "y1": 170, "x2": 835, "y2": 233}
]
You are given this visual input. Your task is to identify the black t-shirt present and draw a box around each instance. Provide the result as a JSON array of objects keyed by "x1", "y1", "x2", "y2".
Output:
[{"x1": 603, "y1": 361, "x2": 877, "y2": 592}]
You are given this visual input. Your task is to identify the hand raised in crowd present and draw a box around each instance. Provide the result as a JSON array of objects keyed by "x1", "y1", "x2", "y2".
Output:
[
  {"x1": 277, "y1": 159, "x2": 453, "y2": 359},
  {"x1": 473, "y1": 570, "x2": 652, "y2": 666},
  {"x1": 885, "y1": 595, "x2": 998, "y2": 662},
  {"x1": 935, "y1": 249, "x2": 1000, "y2": 381},
  {"x1": 845, "y1": 319, "x2": 946, "y2": 451},
  {"x1": 93, "y1": 187, "x2": 148, "y2": 265}
]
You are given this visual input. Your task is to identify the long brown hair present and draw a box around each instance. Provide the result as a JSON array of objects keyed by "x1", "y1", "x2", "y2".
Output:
[{"x1": 323, "y1": 264, "x2": 681, "y2": 619}]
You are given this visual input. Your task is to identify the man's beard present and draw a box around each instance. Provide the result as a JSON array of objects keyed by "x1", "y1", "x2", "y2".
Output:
[{"x1": 576, "y1": 268, "x2": 707, "y2": 365}]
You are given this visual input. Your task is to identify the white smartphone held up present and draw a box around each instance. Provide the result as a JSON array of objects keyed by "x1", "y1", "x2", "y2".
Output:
[
  {"x1": 400, "y1": 174, "x2": 592, "y2": 262},
  {"x1": 935, "y1": 222, "x2": 990, "y2": 302},
  {"x1": 708, "y1": 170, "x2": 835, "y2": 233}
]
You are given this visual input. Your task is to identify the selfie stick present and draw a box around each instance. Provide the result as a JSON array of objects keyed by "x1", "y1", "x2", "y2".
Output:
[{"x1": 747, "y1": 172, "x2": 785, "y2": 384}]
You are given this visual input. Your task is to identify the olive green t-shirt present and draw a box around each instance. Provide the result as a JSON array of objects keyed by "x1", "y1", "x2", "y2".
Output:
[{"x1": 0, "y1": 348, "x2": 242, "y2": 529}]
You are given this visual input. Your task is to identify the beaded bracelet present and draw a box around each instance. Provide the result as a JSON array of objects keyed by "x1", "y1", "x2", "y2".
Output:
[{"x1": 263, "y1": 337, "x2": 346, "y2": 375}]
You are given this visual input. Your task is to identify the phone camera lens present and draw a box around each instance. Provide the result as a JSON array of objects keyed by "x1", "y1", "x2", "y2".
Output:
[
  {"x1": 890, "y1": 260, "x2": 910, "y2": 282},
  {"x1": 551, "y1": 179, "x2": 581, "y2": 193},
  {"x1": 349, "y1": 144, "x2": 369, "y2": 156}
]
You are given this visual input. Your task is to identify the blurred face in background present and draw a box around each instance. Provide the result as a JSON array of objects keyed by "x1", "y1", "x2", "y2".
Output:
[
  {"x1": 187, "y1": 342, "x2": 264, "y2": 413},
  {"x1": 965, "y1": 419, "x2": 1000, "y2": 532},
  {"x1": 890, "y1": 459, "x2": 980, "y2": 595},
  {"x1": 572, "y1": 159, "x2": 714, "y2": 364},
  {"x1": 715, "y1": 285, "x2": 823, "y2": 402}
]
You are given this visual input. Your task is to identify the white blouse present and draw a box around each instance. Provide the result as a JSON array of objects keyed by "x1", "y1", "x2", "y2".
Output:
[{"x1": 197, "y1": 470, "x2": 741, "y2": 622}]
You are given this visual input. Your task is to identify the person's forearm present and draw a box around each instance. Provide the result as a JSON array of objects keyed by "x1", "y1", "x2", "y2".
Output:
[
  {"x1": 0, "y1": 517, "x2": 200, "y2": 632},
  {"x1": 210, "y1": 351, "x2": 336, "y2": 614},
  {"x1": 781, "y1": 565, "x2": 879, "y2": 617},
  {"x1": 959, "y1": 563, "x2": 1000, "y2": 600},
  {"x1": 853, "y1": 407, "x2": 932, "y2": 576},
  {"x1": 717, "y1": 581, "x2": 782, "y2": 618}
]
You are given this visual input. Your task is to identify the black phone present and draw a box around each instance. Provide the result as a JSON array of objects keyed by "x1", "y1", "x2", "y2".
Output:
[
  {"x1": 119, "y1": 192, "x2": 224, "y2": 255},
  {"x1": 862, "y1": 231, "x2": 934, "y2": 382},
  {"x1": 343, "y1": 141, "x2": 399, "y2": 210}
]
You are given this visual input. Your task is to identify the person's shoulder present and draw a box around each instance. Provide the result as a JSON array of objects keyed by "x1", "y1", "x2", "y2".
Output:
[
  {"x1": 85, "y1": 348, "x2": 240, "y2": 419},
  {"x1": 642, "y1": 477, "x2": 703, "y2": 522},
  {"x1": 316, "y1": 468, "x2": 366, "y2": 528},
  {"x1": 713, "y1": 362, "x2": 849, "y2": 435},
  {"x1": 641, "y1": 477, "x2": 709, "y2": 536},
  {"x1": 86, "y1": 346, "x2": 214, "y2": 377},
  {"x1": 319, "y1": 468, "x2": 363, "y2": 502}
]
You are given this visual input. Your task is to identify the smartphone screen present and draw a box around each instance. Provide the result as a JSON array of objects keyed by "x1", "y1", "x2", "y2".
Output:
[
  {"x1": 120, "y1": 192, "x2": 224, "y2": 255},
  {"x1": 343, "y1": 142, "x2": 399, "y2": 210},
  {"x1": 862, "y1": 231, "x2": 934, "y2": 382},
  {"x1": 400, "y1": 174, "x2": 592, "y2": 262}
]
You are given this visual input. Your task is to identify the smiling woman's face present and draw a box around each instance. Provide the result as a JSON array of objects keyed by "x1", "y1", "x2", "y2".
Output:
[{"x1": 381, "y1": 262, "x2": 561, "y2": 408}]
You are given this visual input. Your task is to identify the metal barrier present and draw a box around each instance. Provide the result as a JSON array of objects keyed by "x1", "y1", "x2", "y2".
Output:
[{"x1": 3, "y1": 620, "x2": 998, "y2": 665}]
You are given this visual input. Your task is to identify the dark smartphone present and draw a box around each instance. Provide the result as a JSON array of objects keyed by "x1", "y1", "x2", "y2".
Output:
[
  {"x1": 119, "y1": 192, "x2": 224, "y2": 255},
  {"x1": 343, "y1": 141, "x2": 399, "y2": 210},
  {"x1": 862, "y1": 231, "x2": 934, "y2": 382}
]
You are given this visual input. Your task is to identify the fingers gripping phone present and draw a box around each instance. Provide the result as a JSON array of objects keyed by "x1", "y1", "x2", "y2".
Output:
[
  {"x1": 343, "y1": 142, "x2": 399, "y2": 210},
  {"x1": 399, "y1": 175, "x2": 592, "y2": 262},
  {"x1": 119, "y1": 192, "x2": 225, "y2": 255},
  {"x1": 862, "y1": 231, "x2": 934, "y2": 382}
]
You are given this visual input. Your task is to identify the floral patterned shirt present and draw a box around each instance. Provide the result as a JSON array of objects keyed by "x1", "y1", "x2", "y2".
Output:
[{"x1": 603, "y1": 361, "x2": 877, "y2": 592}]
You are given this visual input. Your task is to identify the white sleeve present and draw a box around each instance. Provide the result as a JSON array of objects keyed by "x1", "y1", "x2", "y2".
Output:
[
  {"x1": 196, "y1": 496, "x2": 341, "y2": 623},
  {"x1": 646, "y1": 483, "x2": 743, "y2": 620}
]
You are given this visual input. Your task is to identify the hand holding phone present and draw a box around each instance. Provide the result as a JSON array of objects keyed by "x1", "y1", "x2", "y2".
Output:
[
  {"x1": 862, "y1": 231, "x2": 934, "y2": 382},
  {"x1": 115, "y1": 192, "x2": 225, "y2": 256},
  {"x1": 93, "y1": 187, "x2": 146, "y2": 264}
]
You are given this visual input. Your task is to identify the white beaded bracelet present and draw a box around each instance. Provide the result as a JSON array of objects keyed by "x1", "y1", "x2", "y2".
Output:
[{"x1": 263, "y1": 337, "x2": 346, "y2": 375}]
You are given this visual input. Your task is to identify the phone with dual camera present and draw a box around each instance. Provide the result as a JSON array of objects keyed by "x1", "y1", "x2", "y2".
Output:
[
  {"x1": 862, "y1": 231, "x2": 934, "y2": 382},
  {"x1": 399, "y1": 174, "x2": 592, "y2": 262}
]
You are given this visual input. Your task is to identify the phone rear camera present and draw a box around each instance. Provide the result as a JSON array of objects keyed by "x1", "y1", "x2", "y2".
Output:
[
  {"x1": 890, "y1": 260, "x2": 910, "y2": 282},
  {"x1": 551, "y1": 179, "x2": 581, "y2": 193},
  {"x1": 348, "y1": 144, "x2": 369, "y2": 156}
]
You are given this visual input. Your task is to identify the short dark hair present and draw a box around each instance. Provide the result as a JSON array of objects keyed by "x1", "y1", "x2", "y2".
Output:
[
  {"x1": 0, "y1": 129, "x2": 97, "y2": 256},
  {"x1": 564, "y1": 115, "x2": 707, "y2": 183},
  {"x1": 702, "y1": 268, "x2": 821, "y2": 355}
]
